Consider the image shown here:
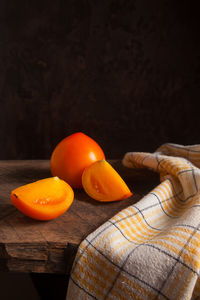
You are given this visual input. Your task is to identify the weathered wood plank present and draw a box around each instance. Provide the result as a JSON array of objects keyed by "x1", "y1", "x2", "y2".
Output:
[{"x1": 0, "y1": 160, "x2": 159, "y2": 274}]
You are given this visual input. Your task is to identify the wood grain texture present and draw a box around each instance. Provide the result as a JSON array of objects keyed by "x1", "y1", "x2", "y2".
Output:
[{"x1": 0, "y1": 160, "x2": 159, "y2": 274}]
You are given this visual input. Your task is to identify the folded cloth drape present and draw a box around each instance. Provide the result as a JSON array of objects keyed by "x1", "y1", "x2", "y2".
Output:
[{"x1": 66, "y1": 143, "x2": 200, "y2": 300}]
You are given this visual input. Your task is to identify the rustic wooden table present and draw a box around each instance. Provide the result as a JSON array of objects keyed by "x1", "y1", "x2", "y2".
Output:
[{"x1": 0, "y1": 160, "x2": 159, "y2": 275}]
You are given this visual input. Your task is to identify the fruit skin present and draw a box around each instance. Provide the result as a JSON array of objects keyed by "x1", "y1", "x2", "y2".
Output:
[
  {"x1": 11, "y1": 177, "x2": 74, "y2": 221},
  {"x1": 82, "y1": 160, "x2": 132, "y2": 202},
  {"x1": 50, "y1": 132, "x2": 105, "y2": 188}
]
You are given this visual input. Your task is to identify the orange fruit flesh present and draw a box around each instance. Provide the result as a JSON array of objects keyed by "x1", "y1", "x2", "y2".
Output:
[
  {"x1": 11, "y1": 177, "x2": 74, "y2": 220},
  {"x1": 82, "y1": 160, "x2": 133, "y2": 202}
]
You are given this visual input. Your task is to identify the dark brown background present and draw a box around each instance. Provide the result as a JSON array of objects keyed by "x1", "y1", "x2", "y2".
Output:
[{"x1": 0, "y1": 0, "x2": 200, "y2": 160}]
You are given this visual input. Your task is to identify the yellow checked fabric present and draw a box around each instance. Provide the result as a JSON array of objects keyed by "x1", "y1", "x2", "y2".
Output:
[{"x1": 66, "y1": 143, "x2": 200, "y2": 300}]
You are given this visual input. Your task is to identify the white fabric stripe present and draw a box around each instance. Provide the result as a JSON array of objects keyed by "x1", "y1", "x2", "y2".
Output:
[
  {"x1": 108, "y1": 272, "x2": 152, "y2": 300},
  {"x1": 149, "y1": 237, "x2": 200, "y2": 266},
  {"x1": 66, "y1": 143, "x2": 200, "y2": 300}
]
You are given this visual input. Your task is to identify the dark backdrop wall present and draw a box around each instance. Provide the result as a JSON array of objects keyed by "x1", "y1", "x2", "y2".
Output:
[{"x1": 0, "y1": 0, "x2": 200, "y2": 159}]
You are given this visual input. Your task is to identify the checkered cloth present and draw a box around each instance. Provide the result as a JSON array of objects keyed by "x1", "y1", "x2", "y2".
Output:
[{"x1": 66, "y1": 143, "x2": 200, "y2": 300}]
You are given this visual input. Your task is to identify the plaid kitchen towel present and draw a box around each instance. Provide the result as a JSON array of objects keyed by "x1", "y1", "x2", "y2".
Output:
[{"x1": 66, "y1": 143, "x2": 200, "y2": 300}]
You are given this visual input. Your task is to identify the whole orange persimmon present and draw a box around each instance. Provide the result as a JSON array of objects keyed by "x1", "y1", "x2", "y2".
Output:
[{"x1": 50, "y1": 132, "x2": 105, "y2": 188}]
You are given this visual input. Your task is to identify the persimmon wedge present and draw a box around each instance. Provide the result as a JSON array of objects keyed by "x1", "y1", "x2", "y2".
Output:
[
  {"x1": 11, "y1": 177, "x2": 74, "y2": 220},
  {"x1": 82, "y1": 160, "x2": 132, "y2": 202}
]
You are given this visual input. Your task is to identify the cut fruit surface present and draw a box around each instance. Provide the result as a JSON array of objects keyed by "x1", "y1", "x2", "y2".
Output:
[
  {"x1": 11, "y1": 177, "x2": 74, "y2": 220},
  {"x1": 82, "y1": 160, "x2": 133, "y2": 202}
]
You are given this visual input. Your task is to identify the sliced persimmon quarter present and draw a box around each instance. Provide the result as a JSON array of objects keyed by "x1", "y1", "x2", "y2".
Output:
[
  {"x1": 82, "y1": 160, "x2": 133, "y2": 202},
  {"x1": 11, "y1": 177, "x2": 74, "y2": 220}
]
